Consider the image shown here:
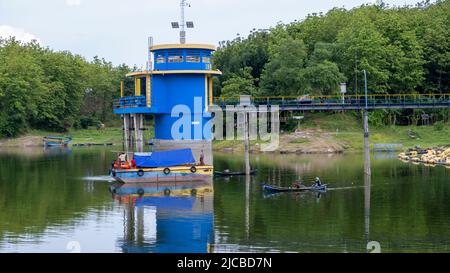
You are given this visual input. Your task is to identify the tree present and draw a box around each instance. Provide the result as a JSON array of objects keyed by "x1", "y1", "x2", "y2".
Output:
[
  {"x1": 0, "y1": 39, "x2": 47, "y2": 136},
  {"x1": 214, "y1": 30, "x2": 270, "y2": 93},
  {"x1": 303, "y1": 43, "x2": 346, "y2": 95},
  {"x1": 304, "y1": 61, "x2": 346, "y2": 95},
  {"x1": 220, "y1": 67, "x2": 257, "y2": 97},
  {"x1": 336, "y1": 15, "x2": 391, "y2": 93},
  {"x1": 259, "y1": 37, "x2": 309, "y2": 96},
  {"x1": 0, "y1": 38, "x2": 130, "y2": 137}
]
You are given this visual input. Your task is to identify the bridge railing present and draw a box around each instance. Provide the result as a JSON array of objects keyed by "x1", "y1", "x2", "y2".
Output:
[
  {"x1": 113, "y1": 96, "x2": 147, "y2": 109},
  {"x1": 213, "y1": 93, "x2": 450, "y2": 108}
]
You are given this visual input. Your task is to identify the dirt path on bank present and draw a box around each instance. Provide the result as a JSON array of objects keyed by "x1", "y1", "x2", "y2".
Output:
[
  {"x1": 277, "y1": 129, "x2": 345, "y2": 154},
  {"x1": 214, "y1": 129, "x2": 347, "y2": 154}
]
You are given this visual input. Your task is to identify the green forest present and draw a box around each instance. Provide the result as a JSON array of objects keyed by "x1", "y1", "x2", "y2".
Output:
[
  {"x1": 0, "y1": 0, "x2": 449, "y2": 138},
  {"x1": 213, "y1": 0, "x2": 449, "y2": 125},
  {"x1": 0, "y1": 38, "x2": 132, "y2": 137}
]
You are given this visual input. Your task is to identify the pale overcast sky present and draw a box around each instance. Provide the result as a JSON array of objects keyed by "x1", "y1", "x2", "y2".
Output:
[{"x1": 0, "y1": 0, "x2": 420, "y2": 68}]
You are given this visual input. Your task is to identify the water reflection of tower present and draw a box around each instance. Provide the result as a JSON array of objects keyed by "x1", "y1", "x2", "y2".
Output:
[
  {"x1": 123, "y1": 202, "x2": 153, "y2": 250},
  {"x1": 113, "y1": 184, "x2": 214, "y2": 253}
]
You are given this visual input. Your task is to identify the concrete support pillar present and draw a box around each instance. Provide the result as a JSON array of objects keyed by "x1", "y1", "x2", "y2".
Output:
[
  {"x1": 123, "y1": 114, "x2": 130, "y2": 150},
  {"x1": 124, "y1": 114, "x2": 147, "y2": 152},
  {"x1": 132, "y1": 114, "x2": 138, "y2": 151},
  {"x1": 134, "y1": 114, "x2": 145, "y2": 153},
  {"x1": 364, "y1": 110, "x2": 370, "y2": 140},
  {"x1": 129, "y1": 115, "x2": 135, "y2": 148}
]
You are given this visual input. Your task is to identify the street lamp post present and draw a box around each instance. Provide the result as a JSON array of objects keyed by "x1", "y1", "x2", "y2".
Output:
[
  {"x1": 362, "y1": 70, "x2": 369, "y2": 139},
  {"x1": 363, "y1": 70, "x2": 368, "y2": 110}
]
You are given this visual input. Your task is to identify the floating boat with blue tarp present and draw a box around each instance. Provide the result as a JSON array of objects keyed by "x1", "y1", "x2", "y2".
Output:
[{"x1": 110, "y1": 148, "x2": 213, "y2": 184}]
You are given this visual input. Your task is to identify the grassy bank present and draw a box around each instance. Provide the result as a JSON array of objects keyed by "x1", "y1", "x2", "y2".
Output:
[
  {"x1": 0, "y1": 127, "x2": 125, "y2": 147},
  {"x1": 1, "y1": 114, "x2": 448, "y2": 152},
  {"x1": 213, "y1": 113, "x2": 450, "y2": 153},
  {"x1": 303, "y1": 113, "x2": 450, "y2": 151}
]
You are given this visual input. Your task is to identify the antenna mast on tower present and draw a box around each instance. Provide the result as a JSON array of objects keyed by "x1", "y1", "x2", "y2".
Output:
[{"x1": 171, "y1": 0, "x2": 194, "y2": 44}]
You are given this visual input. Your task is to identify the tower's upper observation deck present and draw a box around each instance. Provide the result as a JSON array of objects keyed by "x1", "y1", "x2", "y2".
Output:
[{"x1": 151, "y1": 44, "x2": 216, "y2": 71}]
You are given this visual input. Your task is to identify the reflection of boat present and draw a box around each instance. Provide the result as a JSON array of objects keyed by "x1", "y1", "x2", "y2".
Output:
[
  {"x1": 109, "y1": 180, "x2": 212, "y2": 197},
  {"x1": 214, "y1": 170, "x2": 257, "y2": 177},
  {"x1": 43, "y1": 146, "x2": 72, "y2": 156},
  {"x1": 43, "y1": 136, "x2": 72, "y2": 147},
  {"x1": 262, "y1": 183, "x2": 328, "y2": 193},
  {"x1": 111, "y1": 149, "x2": 213, "y2": 184}
]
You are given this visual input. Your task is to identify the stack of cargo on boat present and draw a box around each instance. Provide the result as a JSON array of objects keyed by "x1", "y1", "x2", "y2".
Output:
[{"x1": 110, "y1": 148, "x2": 213, "y2": 184}]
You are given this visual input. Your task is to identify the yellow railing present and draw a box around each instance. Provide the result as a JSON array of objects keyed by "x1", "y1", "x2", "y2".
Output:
[{"x1": 213, "y1": 93, "x2": 450, "y2": 103}]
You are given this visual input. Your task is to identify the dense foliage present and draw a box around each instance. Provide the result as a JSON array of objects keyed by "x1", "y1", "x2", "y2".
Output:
[
  {"x1": 213, "y1": 0, "x2": 449, "y2": 98},
  {"x1": 1, "y1": 1, "x2": 449, "y2": 137},
  {"x1": 0, "y1": 38, "x2": 131, "y2": 137}
]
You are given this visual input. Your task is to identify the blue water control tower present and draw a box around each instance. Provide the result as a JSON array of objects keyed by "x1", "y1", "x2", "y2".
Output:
[
  {"x1": 113, "y1": 1, "x2": 222, "y2": 155},
  {"x1": 114, "y1": 43, "x2": 221, "y2": 145}
]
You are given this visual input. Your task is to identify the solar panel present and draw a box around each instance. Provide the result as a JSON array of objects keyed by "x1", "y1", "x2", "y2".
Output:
[
  {"x1": 171, "y1": 22, "x2": 179, "y2": 28},
  {"x1": 186, "y1": 21, "x2": 194, "y2": 28}
]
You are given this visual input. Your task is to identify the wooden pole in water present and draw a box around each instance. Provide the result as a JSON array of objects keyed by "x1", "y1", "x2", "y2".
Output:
[
  {"x1": 244, "y1": 108, "x2": 251, "y2": 175},
  {"x1": 364, "y1": 110, "x2": 372, "y2": 251},
  {"x1": 363, "y1": 69, "x2": 372, "y2": 250},
  {"x1": 245, "y1": 172, "x2": 250, "y2": 239},
  {"x1": 363, "y1": 70, "x2": 372, "y2": 247}
]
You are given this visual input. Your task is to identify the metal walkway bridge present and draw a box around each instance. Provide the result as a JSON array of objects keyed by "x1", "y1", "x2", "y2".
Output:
[{"x1": 213, "y1": 93, "x2": 450, "y2": 111}]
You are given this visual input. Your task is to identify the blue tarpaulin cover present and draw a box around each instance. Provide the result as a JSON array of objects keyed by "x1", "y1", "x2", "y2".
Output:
[{"x1": 134, "y1": 149, "x2": 196, "y2": 168}]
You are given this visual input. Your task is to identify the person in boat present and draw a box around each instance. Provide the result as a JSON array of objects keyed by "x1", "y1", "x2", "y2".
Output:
[
  {"x1": 199, "y1": 150, "x2": 205, "y2": 166},
  {"x1": 313, "y1": 177, "x2": 322, "y2": 187},
  {"x1": 118, "y1": 153, "x2": 127, "y2": 163},
  {"x1": 292, "y1": 181, "x2": 302, "y2": 189}
]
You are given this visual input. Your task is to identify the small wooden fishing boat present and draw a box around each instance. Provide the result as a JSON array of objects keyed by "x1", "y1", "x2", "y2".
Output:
[
  {"x1": 214, "y1": 170, "x2": 257, "y2": 177},
  {"x1": 43, "y1": 136, "x2": 72, "y2": 147},
  {"x1": 262, "y1": 183, "x2": 328, "y2": 193}
]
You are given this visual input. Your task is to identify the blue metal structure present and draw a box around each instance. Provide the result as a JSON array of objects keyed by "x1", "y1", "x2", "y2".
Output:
[{"x1": 114, "y1": 44, "x2": 221, "y2": 141}]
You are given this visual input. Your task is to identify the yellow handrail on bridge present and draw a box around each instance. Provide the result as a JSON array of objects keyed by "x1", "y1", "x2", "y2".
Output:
[{"x1": 213, "y1": 93, "x2": 450, "y2": 102}]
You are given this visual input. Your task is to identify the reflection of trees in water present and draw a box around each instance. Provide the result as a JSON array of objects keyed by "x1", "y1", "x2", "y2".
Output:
[
  {"x1": 0, "y1": 148, "x2": 113, "y2": 240},
  {"x1": 213, "y1": 149, "x2": 450, "y2": 252},
  {"x1": 215, "y1": 152, "x2": 343, "y2": 173}
]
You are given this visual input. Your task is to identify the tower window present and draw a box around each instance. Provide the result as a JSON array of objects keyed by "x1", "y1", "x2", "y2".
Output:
[
  {"x1": 156, "y1": 53, "x2": 166, "y2": 64},
  {"x1": 186, "y1": 50, "x2": 201, "y2": 63},
  {"x1": 168, "y1": 56, "x2": 183, "y2": 63},
  {"x1": 186, "y1": 56, "x2": 200, "y2": 62},
  {"x1": 168, "y1": 50, "x2": 184, "y2": 63},
  {"x1": 202, "y1": 51, "x2": 212, "y2": 64}
]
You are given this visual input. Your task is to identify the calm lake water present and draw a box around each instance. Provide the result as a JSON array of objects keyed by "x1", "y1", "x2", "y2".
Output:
[{"x1": 0, "y1": 147, "x2": 449, "y2": 253}]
